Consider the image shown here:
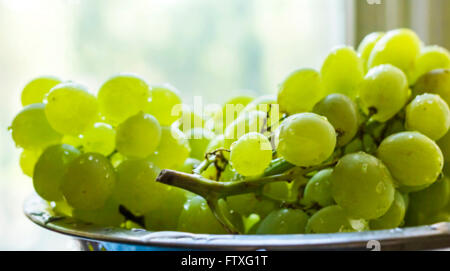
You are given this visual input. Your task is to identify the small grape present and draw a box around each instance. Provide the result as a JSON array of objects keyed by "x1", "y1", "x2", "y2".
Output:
[
  {"x1": 116, "y1": 112, "x2": 162, "y2": 159},
  {"x1": 206, "y1": 134, "x2": 225, "y2": 153},
  {"x1": 306, "y1": 205, "x2": 356, "y2": 233},
  {"x1": 73, "y1": 198, "x2": 124, "y2": 227},
  {"x1": 405, "y1": 94, "x2": 450, "y2": 140},
  {"x1": 377, "y1": 132, "x2": 443, "y2": 187},
  {"x1": 11, "y1": 103, "x2": 62, "y2": 149},
  {"x1": 302, "y1": 168, "x2": 334, "y2": 207},
  {"x1": 19, "y1": 149, "x2": 42, "y2": 177},
  {"x1": 178, "y1": 158, "x2": 201, "y2": 174},
  {"x1": 413, "y1": 69, "x2": 450, "y2": 105},
  {"x1": 186, "y1": 128, "x2": 215, "y2": 160},
  {"x1": 226, "y1": 193, "x2": 277, "y2": 219},
  {"x1": 224, "y1": 110, "x2": 267, "y2": 149},
  {"x1": 276, "y1": 113, "x2": 336, "y2": 167},
  {"x1": 357, "y1": 32, "x2": 384, "y2": 71},
  {"x1": 262, "y1": 182, "x2": 292, "y2": 202},
  {"x1": 82, "y1": 122, "x2": 116, "y2": 156},
  {"x1": 369, "y1": 191, "x2": 406, "y2": 230},
  {"x1": 256, "y1": 209, "x2": 309, "y2": 234},
  {"x1": 213, "y1": 95, "x2": 253, "y2": 132},
  {"x1": 410, "y1": 46, "x2": 450, "y2": 84},
  {"x1": 61, "y1": 153, "x2": 116, "y2": 210},
  {"x1": 148, "y1": 126, "x2": 190, "y2": 170},
  {"x1": 146, "y1": 85, "x2": 182, "y2": 126},
  {"x1": 178, "y1": 108, "x2": 205, "y2": 133},
  {"x1": 408, "y1": 176, "x2": 449, "y2": 215},
  {"x1": 230, "y1": 132, "x2": 272, "y2": 176},
  {"x1": 21, "y1": 76, "x2": 62, "y2": 106}
]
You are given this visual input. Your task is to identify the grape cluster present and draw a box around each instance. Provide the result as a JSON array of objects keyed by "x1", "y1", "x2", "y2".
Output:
[{"x1": 10, "y1": 28, "x2": 450, "y2": 235}]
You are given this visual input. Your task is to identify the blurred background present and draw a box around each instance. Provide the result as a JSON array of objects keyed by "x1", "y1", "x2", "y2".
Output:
[{"x1": 0, "y1": 0, "x2": 449, "y2": 250}]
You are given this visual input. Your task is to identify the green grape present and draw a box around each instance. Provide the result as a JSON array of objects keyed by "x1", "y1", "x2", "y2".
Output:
[
  {"x1": 242, "y1": 95, "x2": 276, "y2": 115},
  {"x1": 406, "y1": 94, "x2": 450, "y2": 140},
  {"x1": 224, "y1": 110, "x2": 267, "y2": 149},
  {"x1": 276, "y1": 113, "x2": 336, "y2": 167},
  {"x1": 302, "y1": 168, "x2": 334, "y2": 207},
  {"x1": 186, "y1": 128, "x2": 215, "y2": 160},
  {"x1": 116, "y1": 112, "x2": 162, "y2": 159},
  {"x1": 277, "y1": 68, "x2": 325, "y2": 115},
  {"x1": 262, "y1": 182, "x2": 291, "y2": 202},
  {"x1": 331, "y1": 152, "x2": 395, "y2": 220},
  {"x1": 114, "y1": 159, "x2": 167, "y2": 215},
  {"x1": 230, "y1": 132, "x2": 272, "y2": 176},
  {"x1": 219, "y1": 164, "x2": 239, "y2": 182},
  {"x1": 357, "y1": 32, "x2": 384, "y2": 71},
  {"x1": 413, "y1": 69, "x2": 450, "y2": 105},
  {"x1": 178, "y1": 158, "x2": 201, "y2": 174},
  {"x1": 213, "y1": 95, "x2": 253, "y2": 132},
  {"x1": 52, "y1": 200, "x2": 73, "y2": 217},
  {"x1": 73, "y1": 198, "x2": 124, "y2": 227},
  {"x1": 97, "y1": 73, "x2": 150, "y2": 125},
  {"x1": 377, "y1": 132, "x2": 443, "y2": 187},
  {"x1": 410, "y1": 46, "x2": 450, "y2": 84},
  {"x1": 206, "y1": 134, "x2": 225, "y2": 152},
  {"x1": 149, "y1": 126, "x2": 190, "y2": 170},
  {"x1": 178, "y1": 108, "x2": 205, "y2": 133},
  {"x1": 19, "y1": 149, "x2": 42, "y2": 177},
  {"x1": 61, "y1": 153, "x2": 116, "y2": 210},
  {"x1": 256, "y1": 208, "x2": 309, "y2": 234},
  {"x1": 408, "y1": 176, "x2": 449, "y2": 215},
  {"x1": 369, "y1": 191, "x2": 406, "y2": 230},
  {"x1": 313, "y1": 93, "x2": 359, "y2": 146},
  {"x1": 306, "y1": 205, "x2": 357, "y2": 233},
  {"x1": 61, "y1": 135, "x2": 83, "y2": 147},
  {"x1": 33, "y1": 144, "x2": 81, "y2": 201},
  {"x1": 321, "y1": 46, "x2": 364, "y2": 98},
  {"x1": 368, "y1": 28, "x2": 421, "y2": 79},
  {"x1": 146, "y1": 85, "x2": 183, "y2": 126},
  {"x1": 201, "y1": 163, "x2": 219, "y2": 180},
  {"x1": 226, "y1": 193, "x2": 277, "y2": 219},
  {"x1": 344, "y1": 137, "x2": 363, "y2": 154},
  {"x1": 383, "y1": 118, "x2": 406, "y2": 138},
  {"x1": 437, "y1": 131, "x2": 450, "y2": 175},
  {"x1": 110, "y1": 152, "x2": 126, "y2": 168},
  {"x1": 21, "y1": 76, "x2": 62, "y2": 106},
  {"x1": 82, "y1": 122, "x2": 116, "y2": 156},
  {"x1": 359, "y1": 64, "x2": 409, "y2": 122},
  {"x1": 45, "y1": 82, "x2": 98, "y2": 135},
  {"x1": 177, "y1": 196, "x2": 227, "y2": 234},
  {"x1": 11, "y1": 103, "x2": 62, "y2": 149}
]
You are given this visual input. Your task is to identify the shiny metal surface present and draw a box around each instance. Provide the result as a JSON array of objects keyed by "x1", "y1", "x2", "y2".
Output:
[{"x1": 24, "y1": 194, "x2": 450, "y2": 251}]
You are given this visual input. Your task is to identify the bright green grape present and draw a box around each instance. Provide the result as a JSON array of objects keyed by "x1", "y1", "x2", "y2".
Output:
[
  {"x1": 406, "y1": 94, "x2": 450, "y2": 140},
  {"x1": 178, "y1": 108, "x2": 205, "y2": 133},
  {"x1": 408, "y1": 176, "x2": 449, "y2": 215},
  {"x1": 146, "y1": 85, "x2": 183, "y2": 126},
  {"x1": 11, "y1": 103, "x2": 62, "y2": 149},
  {"x1": 302, "y1": 168, "x2": 334, "y2": 207},
  {"x1": 306, "y1": 205, "x2": 356, "y2": 233},
  {"x1": 377, "y1": 132, "x2": 443, "y2": 187},
  {"x1": 73, "y1": 198, "x2": 124, "y2": 227},
  {"x1": 110, "y1": 152, "x2": 126, "y2": 168},
  {"x1": 321, "y1": 46, "x2": 364, "y2": 98},
  {"x1": 186, "y1": 128, "x2": 215, "y2": 160},
  {"x1": 224, "y1": 110, "x2": 267, "y2": 149},
  {"x1": 226, "y1": 193, "x2": 277, "y2": 219},
  {"x1": 357, "y1": 32, "x2": 384, "y2": 71},
  {"x1": 359, "y1": 64, "x2": 409, "y2": 122},
  {"x1": 313, "y1": 93, "x2": 359, "y2": 146},
  {"x1": 148, "y1": 126, "x2": 190, "y2": 170},
  {"x1": 331, "y1": 152, "x2": 395, "y2": 220},
  {"x1": 277, "y1": 68, "x2": 325, "y2": 115},
  {"x1": 61, "y1": 153, "x2": 116, "y2": 210},
  {"x1": 230, "y1": 132, "x2": 272, "y2": 176},
  {"x1": 369, "y1": 191, "x2": 406, "y2": 230},
  {"x1": 82, "y1": 123, "x2": 116, "y2": 156},
  {"x1": 276, "y1": 113, "x2": 336, "y2": 167},
  {"x1": 213, "y1": 95, "x2": 253, "y2": 132},
  {"x1": 178, "y1": 158, "x2": 201, "y2": 173},
  {"x1": 19, "y1": 149, "x2": 42, "y2": 177},
  {"x1": 116, "y1": 112, "x2": 162, "y2": 159},
  {"x1": 45, "y1": 82, "x2": 98, "y2": 136},
  {"x1": 368, "y1": 28, "x2": 421, "y2": 79},
  {"x1": 410, "y1": 46, "x2": 450, "y2": 84},
  {"x1": 177, "y1": 196, "x2": 227, "y2": 234},
  {"x1": 256, "y1": 209, "x2": 309, "y2": 234},
  {"x1": 413, "y1": 69, "x2": 450, "y2": 105},
  {"x1": 33, "y1": 144, "x2": 81, "y2": 201},
  {"x1": 97, "y1": 73, "x2": 150, "y2": 125},
  {"x1": 61, "y1": 135, "x2": 83, "y2": 147},
  {"x1": 21, "y1": 76, "x2": 62, "y2": 106}
]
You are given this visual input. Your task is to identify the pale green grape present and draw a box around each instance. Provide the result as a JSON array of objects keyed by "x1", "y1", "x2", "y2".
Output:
[
  {"x1": 61, "y1": 135, "x2": 83, "y2": 147},
  {"x1": 226, "y1": 193, "x2": 277, "y2": 219},
  {"x1": 276, "y1": 113, "x2": 336, "y2": 167},
  {"x1": 437, "y1": 131, "x2": 450, "y2": 175},
  {"x1": 306, "y1": 205, "x2": 356, "y2": 233},
  {"x1": 369, "y1": 191, "x2": 406, "y2": 230},
  {"x1": 331, "y1": 152, "x2": 395, "y2": 220},
  {"x1": 33, "y1": 144, "x2": 81, "y2": 201},
  {"x1": 277, "y1": 68, "x2": 325, "y2": 115},
  {"x1": 11, "y1": 103, "x2": 62, "y2": 149},
  {"x1": 110, "y1": 152, "x2": 126, "y2": 168},
  {"x1": 359, "y1": 64, "x2": 409, "y2": 122},
  {"x1": 368, "y1": 28, "x2": 421, "y2": 79},
  {"x1": 302, "y1": 168, "x2": 334, "y2": 207},
  {"x1": 177, "y1": 196, "x2": 227, "y2": 234},
  {"x1": 206, "y1": 134, "x2": 225, "y2": 152},
  {"x1": 413, "y1": 69, "x2": 450, "y2": 105},
  {"x1": 97, "y1": 73, "x2": 150, "y2": 125},
  {"x1": 178, "y1": 158, "x2": 201, "y2": 173},
  {"x1": 406, "y1": 94, "x2": 450, "y2": 140},
  {"x1": 61, "y1": 153, "x2": 116, "y2": 210},
  {"x1": 230, "y1": 132, "x2": 272, "y2": 176},
  {"x1": 186, "y1": 128, "x2": 215, "y2": 160},
  {"x1": 313, "y1": 93, "x2": 359, "y2": 146},
  {"x1": 242, "y1": 95, "x2": 276, "y2": 115},
  {"x1": 262, "y1": 182, "x2": 291, "y2": 202},
  {"x1": 408, "y1": 176, "x2": 449, "y2": 215},
  {"x1": 21, "y1": 76, "x2": 62, "y2": 106},
  {"x1": 178, "y1": 108, "x2": 205, "y2": 133},
  {"x1": 213, "y1": 95, "x2": 253, "y2": 132},
  {"x1": 321, "y1": 46, "x2": 364, "y2": 98},
  {"x1": 377, "y1": 132, "x2": 443, "y2": 187},
  {"x1": 201, "y1": 163, "x2": 219, "y2": 180},
  {"x1": 256, "y1": 209, "x2": 309, "y2": 234},
  {"x1": 344, "y1": 137, "x2": 363, "y2": 154},
  {"x1": 146, "y1": 85, "x2": 182, "y2": 126},
  {"x1": 73, "y1": 198, "x2": 124, "y2": 227},
  {"x1": 116, "y1": 112, "x2": 162, "y2": 159},
  {"x1": 82, "y1": 122, "x2": 116, "y2": 156},
  {"x1": 357, "y1": 32, "x2": 384, "y2": 71},
  {"x1": 45, "y1": 82, "x2": 98, "y2": 135},
  {"x1": 148, "y1": 126, "x2": 190, "y2": 170},
  {"x1": 410, "y1": 46, "x2": 450, "y2": 84},
  {"x1": 19, "y1": 149, "x2": 42, "y2": 177},
  {"x1": 224, "y1": 110, "x2": 267, "y2": 149}
]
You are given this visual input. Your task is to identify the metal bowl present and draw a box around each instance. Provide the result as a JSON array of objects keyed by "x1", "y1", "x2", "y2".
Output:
[{"x1": 24, "y1": 194, "x2": 450, "y2": 251}]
